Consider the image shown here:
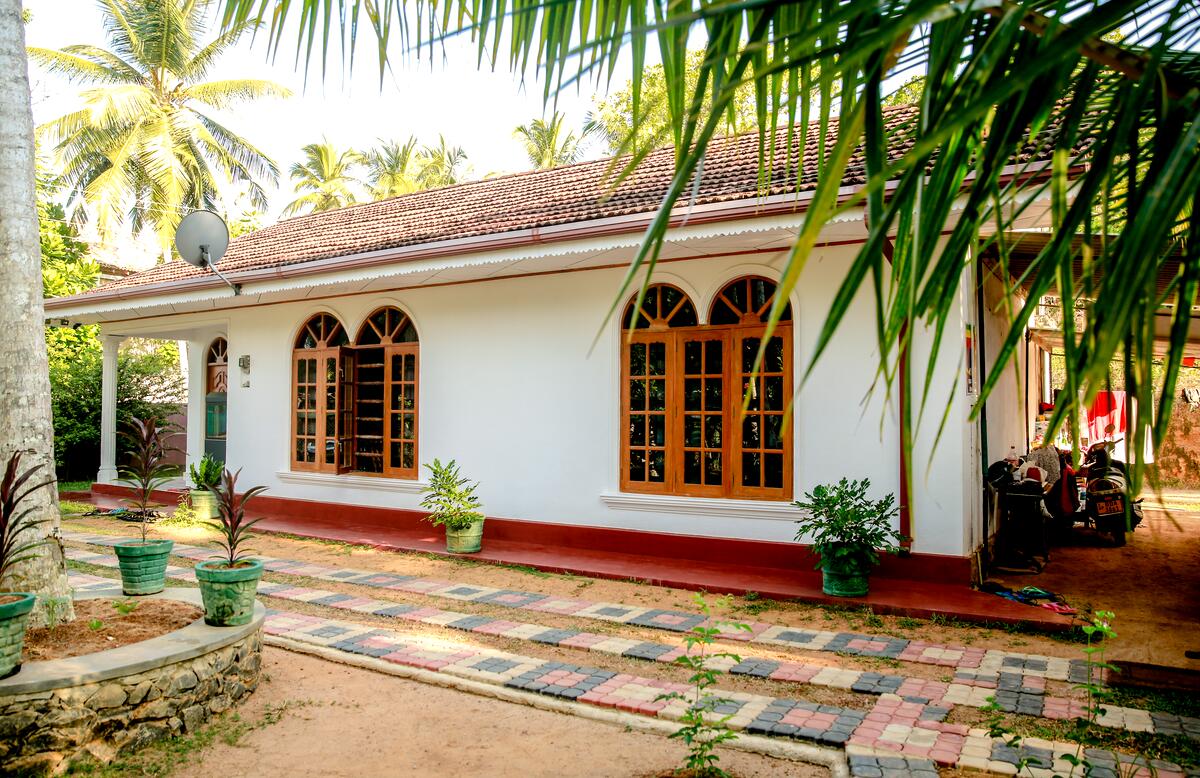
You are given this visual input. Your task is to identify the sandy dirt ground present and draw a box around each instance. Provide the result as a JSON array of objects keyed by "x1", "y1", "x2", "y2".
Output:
[{"x1": 173, "y1": 647, "x2": 828, "y2": 778}]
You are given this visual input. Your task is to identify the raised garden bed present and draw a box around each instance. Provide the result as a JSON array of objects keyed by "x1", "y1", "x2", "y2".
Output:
[{"x1": 23, "y1": 599, "x2": 201, "y2": 663}]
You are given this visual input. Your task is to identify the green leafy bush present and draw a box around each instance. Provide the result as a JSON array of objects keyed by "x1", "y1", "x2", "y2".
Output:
[
  {"x1": 189, "y1": 453, "x2": 223, "y2": 490},
  {"x1": 419, "y1": 459, "x2": 484, "y2": 531},
  {"x1": 792, "y1": 478, "x2": 905, "y2": 571}
]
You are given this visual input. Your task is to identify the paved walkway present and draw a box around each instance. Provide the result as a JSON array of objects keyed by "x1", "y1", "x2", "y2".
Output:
[{"x1": 62, "y1": 533, "x2": 1199, "y2": 777}]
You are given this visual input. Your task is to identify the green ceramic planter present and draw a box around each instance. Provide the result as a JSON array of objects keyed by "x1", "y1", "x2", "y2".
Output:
[
  {"x1": 189, "y1": 489, "x2": 219, "y2": 522},
  {"x1": 820, "y1": 555, "x2": 870, "y2": 598},
  {"x1": 194, "y1": 559, "x2": 263, "y2": 626},
  {"x1": 114, "y1": 539, "x2": 175, "y2": 596},
  {"x1": 0, "y1": 593, "x2": 36, "y2": 679},
  {"x1": 445, "y1": 520, "x2": 484, "y2": 554}
]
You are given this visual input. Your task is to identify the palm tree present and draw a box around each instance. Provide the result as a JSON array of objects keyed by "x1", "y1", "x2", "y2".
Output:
[
  {"x1": 514, "y1": 112, "x2": 595, "y2": 170},
  {"x1": 283, "y1": 139, "x2": 365, "y2": 216},
  {"x1": 30, "y1": 0, "x2": 289, "y2": 253},
  {"x1": 414, "y1": 136, "x2": 469, "y2": 189},
  {"x1": 221, "y1": 0, "x2": 1199, "y2": 488},
  {"x1": 364, "y1": 137, "x2": 420, "y2": 199},
  {"x1": 0, "y1": 0, "x2": 76, "y2": 624}
]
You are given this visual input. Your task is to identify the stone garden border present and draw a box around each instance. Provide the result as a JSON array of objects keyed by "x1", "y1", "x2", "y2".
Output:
[{"x1": 0, "y1": 587, "x2": 264, "y2": 773}]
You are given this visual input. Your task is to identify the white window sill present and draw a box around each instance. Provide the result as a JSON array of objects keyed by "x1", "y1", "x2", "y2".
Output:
[
  {"x1": 598, "y1": 491, "x2": 801, "y2": 522},
  {"x1": 276, "y1": 470, "x2": 428, "y2": 494}
]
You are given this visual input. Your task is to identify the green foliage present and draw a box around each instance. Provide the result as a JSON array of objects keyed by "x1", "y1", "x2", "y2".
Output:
[
  {"x1": 87, "y1": 618, "x2": 104, "y2": 631},
  {"x1": 1078, "y1": 611, "x2": 1119, "y2": 724},
  {"x1": 360, "y1": 135, "x2": 472, "y2": 201},
  {"x1": 50, "y1": 339, "x2": 186, "y2": 480},
  {"x1": 419, "y1": 459, "x2": 484, "y2": 532},
  {"x1": 283, "y1": 139, "x2": 366, "y2": 216},
  {"x1": 0, "y1": 452, "x2": 54, "y2": 585},
  {"x1": 112, "y1": 599, "x2": 138, "y2": 616},
  {"x1": 205, "y1": 469, "x2": 267, "y2": 566},
  {"x1": 793, "y1": 478, "x2": 904, "y2": 571},
  {"x1": 513, "y1": 112, "x2": 597, "y2": 169},
  {"x1": 189, "y1": 454, "x2": 223, "y2": 490},
  {"x1": 118, "y1": 417, "x2": 178, "y2": 542},
  {"x1": 31, "y1": 0, "x2": 288, "y2": 250},
  {"x1": 655, "y1": 594, "x2": 748, "y2": 778},
  {"x1": 158, "y1": 493, "x2": 205, "y2": 529},
  {"x1": 59, "y1": 500, "x2": 93, "y2": 516}
]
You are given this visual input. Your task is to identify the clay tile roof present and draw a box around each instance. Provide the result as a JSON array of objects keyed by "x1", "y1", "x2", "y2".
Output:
[{"x1": 64, "y1": 103, "x2": 1062, "y2": 299}]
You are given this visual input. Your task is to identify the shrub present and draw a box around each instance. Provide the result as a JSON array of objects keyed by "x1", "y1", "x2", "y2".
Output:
[
  {"x1": 793, "y1": 478, "x2": 905, "y2": 571},
  {"x1": 118, "y1": 417, "x2": 177, "y2": 542},
  {"x1": 188, "y1": 453, "x2": 223, "y2": 491},
  {"x1": 419, "y1": 459, "x2": 485, "y2": 531},
  {"x1": 205, "y1": 469, "x2": 266, "y2": 566},
  {"x1": 0, "y1": 452, "x2": 53, "y2": 584}
]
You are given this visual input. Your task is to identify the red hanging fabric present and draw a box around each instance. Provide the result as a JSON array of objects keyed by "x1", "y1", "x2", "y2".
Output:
[{"x1": 1087, "y1": 390, "x2": 1127, "y2": 441}]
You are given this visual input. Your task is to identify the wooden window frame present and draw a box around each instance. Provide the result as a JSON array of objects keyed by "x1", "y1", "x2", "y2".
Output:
[
  {"x1": 618, "y1": 280, "x2": 794, "y2": 501},
  {"x1": 352, "y1": 307, "x2": 420, "y2": 480},
  {"x1": 291, "y1": 314, "x2": 349, "y2": 474},
  {"x1": 206, "y1": 337, "x2": 228, "y2": 394}
]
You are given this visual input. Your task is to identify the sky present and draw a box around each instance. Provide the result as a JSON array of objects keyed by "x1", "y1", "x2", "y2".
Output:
[{"x1": 24, "y1": 0, "x2": 629, "y2": 265}]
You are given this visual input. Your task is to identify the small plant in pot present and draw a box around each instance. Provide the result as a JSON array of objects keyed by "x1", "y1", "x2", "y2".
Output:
[
  {"x1": 793, "y1": 478, "x2": 905, "y2": 598},
  {"x1": 0, "y1": 452, "x2": 53, "y2": 678},
  {"x1": 114, "y1": 417, "x2": 177, "y2": 596},
  {"x1": 194, "y1": 468, "x2": 265, "y2": 626},
  {"x1": 187, "y1": 453, "x2": 222, "y2": 522},
  {"x1": 420, "y1": 459, "x2": 485, "y2": 553}
]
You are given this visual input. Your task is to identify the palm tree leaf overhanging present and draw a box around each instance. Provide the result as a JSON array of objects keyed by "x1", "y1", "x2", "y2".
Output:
[
  {"x1": 219, "y1": 0, "x2": 1197, "y2": 488},
  {"x1": 31, "y1": 0, "x2": 290, "y2": 251}
]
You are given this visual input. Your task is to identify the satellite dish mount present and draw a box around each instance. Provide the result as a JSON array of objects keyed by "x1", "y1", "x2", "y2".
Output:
[{"x1": 175, "y1": 210, "x2": 239, "y2": 295}]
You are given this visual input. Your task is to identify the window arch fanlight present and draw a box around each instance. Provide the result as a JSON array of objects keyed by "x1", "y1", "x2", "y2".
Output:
[
  {"x1": 622, "y1": 284, "x2": 698, "y2": 329},
  {"x1": 620, "y1": 276, "x2": 793, "y2": 500},
  {"x1": 206, "y1": 337, "x2": 228, "y2": 393},
  {"x1": 295, "y1": 313, "x2": 348, "y2": 349},
  {"x1": 352, "y1": 306, "x2": 419, "y2": 478}
]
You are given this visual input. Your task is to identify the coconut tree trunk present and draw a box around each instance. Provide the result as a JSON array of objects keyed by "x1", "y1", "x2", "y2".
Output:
[{"x1": 0, "y1": 0, "x2": 75, "y2": 625}]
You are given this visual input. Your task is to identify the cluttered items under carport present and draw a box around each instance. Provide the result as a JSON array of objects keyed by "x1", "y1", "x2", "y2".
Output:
[{"x1": 984, "y1": 441, "x2": 1143, "y2": 575}]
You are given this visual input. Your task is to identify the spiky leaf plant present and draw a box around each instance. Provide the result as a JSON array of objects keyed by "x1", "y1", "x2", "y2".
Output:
[
  {"x1": 0, "y1": 452, "x2": 53, "y2": 586},
  {"x1": 205, "y1": 468, "x2": 267, "y2": 567},
  {"x1": 118, "y1": 417, "x2": 178, "y2": 542}
]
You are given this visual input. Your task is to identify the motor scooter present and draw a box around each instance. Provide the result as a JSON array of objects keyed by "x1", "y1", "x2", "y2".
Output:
[{"x1": 1077, "y1": 441, "x2": 1144, "y2": 546}]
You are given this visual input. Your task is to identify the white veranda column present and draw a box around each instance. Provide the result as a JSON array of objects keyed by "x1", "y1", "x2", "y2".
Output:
[
  {"x1": 96, "y1": 335, "x2": 122, "y2": 483},
  {"x1": 185, "y1": 339, "x2": 207, "y2": 473}
]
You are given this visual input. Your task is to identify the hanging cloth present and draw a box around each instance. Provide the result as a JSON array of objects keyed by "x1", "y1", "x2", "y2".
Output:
[{"x1": 1087, "y1": 390, "x2": 1127, "y2": 441}]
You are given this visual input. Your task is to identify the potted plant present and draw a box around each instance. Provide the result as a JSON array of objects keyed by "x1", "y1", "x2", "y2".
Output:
[
  {"x1": 187, "y1": 453, "x2": 222, "y2": 522},
  {"x1": 793, "y1": 478, "x2": 905, "y2": 598},
  {"x1": 420, "y1": 459, "x2": 485, "y2": 553},
  {"x1": 113, "y1": 417, "x2": 176, "y2": 595},
  {"x1": 194, "y1": 468, "x2": 265, "y2": 626},
  {"x1": 0, "y1": 452, "x2": 53, "y2": 678}
]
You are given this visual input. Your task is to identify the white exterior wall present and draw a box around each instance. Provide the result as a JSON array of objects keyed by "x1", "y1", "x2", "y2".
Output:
[{"x1": 103, "y1": 244, "x2": 975, "y2": 557}]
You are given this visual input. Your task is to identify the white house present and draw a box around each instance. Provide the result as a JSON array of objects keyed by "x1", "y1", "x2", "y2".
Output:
[{"x1": 46, "y1": 104, "x2": 1055, "y2": 584}]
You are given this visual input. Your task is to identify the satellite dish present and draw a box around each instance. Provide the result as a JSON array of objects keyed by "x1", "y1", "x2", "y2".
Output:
[{"x1": 175, "y1": 210, "x2": 239, "y2": 294}]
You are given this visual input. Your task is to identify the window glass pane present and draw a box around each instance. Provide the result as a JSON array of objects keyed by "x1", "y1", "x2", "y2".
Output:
[
  {"x1": 404, "y1": 354, "x2": 415, "y2": 380},
  {"x1": 642, "y1": 290, "x2": 660, "y2": 321},
  {"x1": 306, "y1": 415, "x2": 316, "y2": 436},
  {"x1": 648, "y1": 415, "x2": 665, "y2": 447},
  {"x1": 704, "y1": 417, "x2": 721, "y2": 448},
  {"x1": 672, "y1": 302, "x2": 698, "y2": 327},
  {"x1": 684, "y1": 378, "x2": 701, "y2": 411},
  {"x1": 766, "y1": 336, "x2": 785, "y2": 372},
  {"x1": 648, "y1": 451, "x2": 665, "y2": 482},
  {"x1": 629, "y1": 451, "x2": 646, "y2": 481},
  {"x1": 630, "y1": 380, "x2": 646, "y2": 411},
  {"x1": 704, "y1": 380, "x2": 722, "y2": 411},
  {"x1": 399, "y1": 321, "x2": 418, "y2": 343},
  {"x1": 684, "y1": 451, "x2": 702, "y2": 484},
  {"x1": 648, "y1": 379, "x2": 665, "y2": 411},
  {"x1": 630, "y1": 343, "x2": 646, "y2": 375},
  {"x1": 705, "y1": 340, "x2": 722, "y2": 372},
  {"x1": 390, "y1": 414, "x2": 401, "y2": 438},
  {"x1": 390, "y1": 442, "x2": 401, "y2": 467},
  {"x1": 743, "y1": 379, "x2": 759, "y2": 411},
  {"x1": 742, "y1": 453, "x2": 761, "y2": 487},
  {"x1": 764, "y1": 376, "x2": 784, "y2": 410},
  {"x1": 648, "y1": 343, "x2": 666, "y2": 375},
  {"x1": 402, "y1": 442, "x2": 414, "y2": 469},
  {"x1": 684, "y1": 415, "x2": 701, "y2": 447},
  {"x1": 402, "y1": 414, "x2": 414, "y2": 439},
  {"x1": 403, "y1": 385, "x2": 414, "y2": 409},
  {"x1": 765, "y1": 415, "x2": 783, "y2": 449},
  {"x1": 295, "y1": 439, "x2": 304, "y2": 461},
  {"x1": 325, "y1": 412, "x2": 335, "y2": 436},
  {"x1": 751, "y1": 278, "x2": 770, "y2": 312},
  {"x1": 705, "y1": 452, "x2": 722, "y2": 484},
  {"x1": 710, "y1": 299, "x2": 740, "y2": 326},
  {"x1": 764, "y1": 453, "x2": 783, "y2": 488},
  {"x1": 630, "y1": 418, "x2": 646, "y2": 447},
  {"x1": 742, "y1": 337, "x2": 760, "y2": 372},
  {"x1": 743, "y1": 416, "x2": 760, "y2": 448},
  {"x1": 726, "y1": 279, "x2": 746, "y2": 312},
  {"x1": 684, "y1": 341, "x2": 702, "y2": 374},
  {"x1": 325, "y1": 357, "x2": 336, "y2": 382},
  {"x1": 325, "y1": 438, "x2": 336, "y2": 464}
]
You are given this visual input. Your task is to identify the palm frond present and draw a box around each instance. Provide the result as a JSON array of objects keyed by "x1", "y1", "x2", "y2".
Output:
[{"x1": 184, "y1": 78, "x2": 293, "y2": 109}]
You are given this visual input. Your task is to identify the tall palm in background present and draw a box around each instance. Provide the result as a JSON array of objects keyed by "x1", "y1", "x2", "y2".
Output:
[
  {"x1": 220, "y1": 0, "x2": 1200, "y2": 487},
  {"x1": 364, "y1": 136, "x2": 420, "y2": 199},
  {"x1": 414, "y1": 135, "x2": 469, "y2": 189},
  {"x1": 513, "y1": 112, "x2": 595, "y2": 170},
  {"x1": 283, "y1": 139, "x2": 365, "y2": 216},
  {"x1": 31, "y1": 0, "x2": 289, "y2": 253}
]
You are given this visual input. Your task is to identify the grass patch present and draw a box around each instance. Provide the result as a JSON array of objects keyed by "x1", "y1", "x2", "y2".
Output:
[
  {"x1": 56, "y1": 480, "x2": 92, "y2": 493},
  {"x1": 59, "y1": 700, "x2": 316, "y2": 777},
  {"x1": 1008, "y1": 717, "x2": 1199, "y2": 769},
  {"x1": 1109, "y1": 686, "x2": 1200, "y2": 720},
  {"x1": 59, "y1": 500, "x2": 93, "y2": 516}
]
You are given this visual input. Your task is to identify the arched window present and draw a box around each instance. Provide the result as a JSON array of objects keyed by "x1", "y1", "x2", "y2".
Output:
[
  {"x1": 205, "y1": 338, "x2": 228, "y2": 463},
  {"x1": 619, "y1": 278, "x2": 792, "y2": 500},
  {"x1": 353, "y1": 307, "x2": 419, "y2": 478},
  {"x1": 292, "y1": 314, "x2": 352, "y2": 472}
]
